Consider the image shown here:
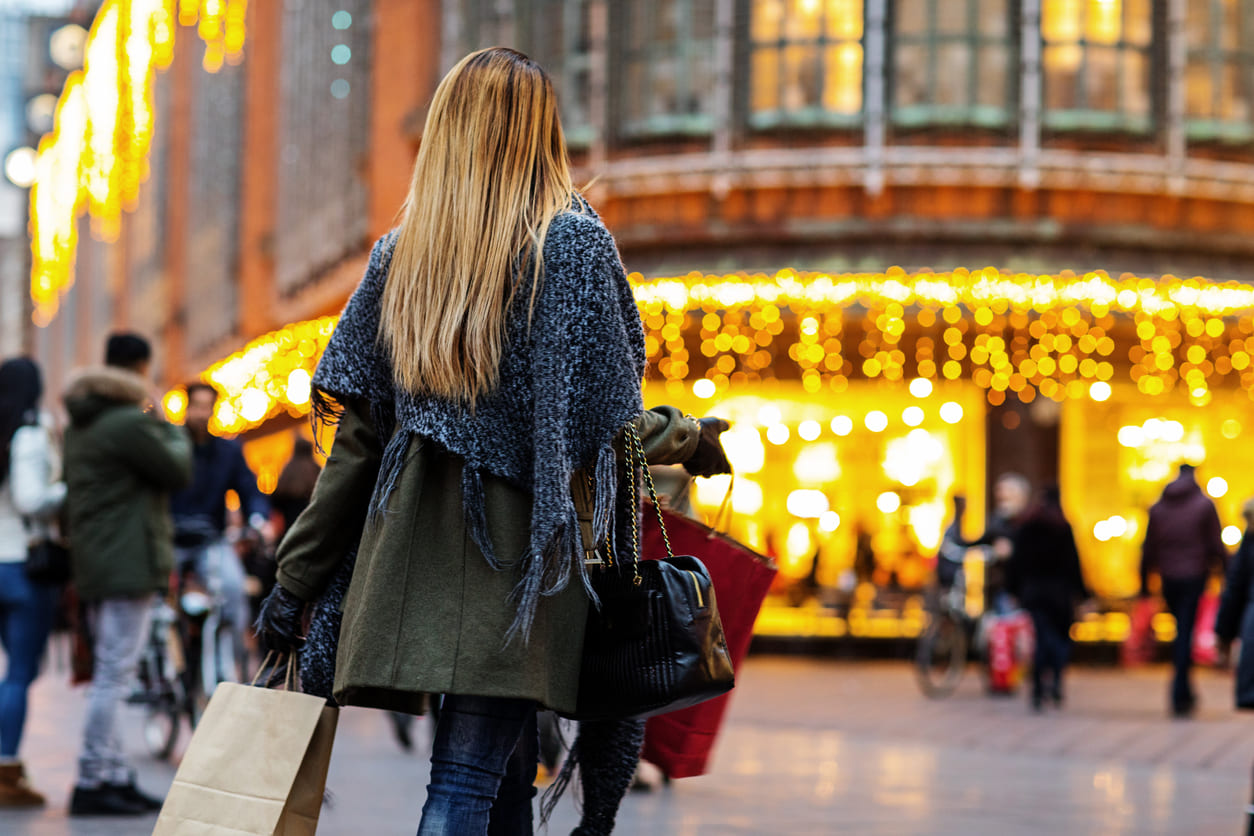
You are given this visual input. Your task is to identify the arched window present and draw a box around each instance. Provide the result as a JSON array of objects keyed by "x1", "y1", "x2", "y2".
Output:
[
  {"x1": 617, "y1": 0, "x2": 718, "y2": 138},
  {"x1": 520, "y1": 0, "x2": 595, "y2": 147},
  {"x1": 1186, "y1": 0, "x2": 1254, "y2": 142},
  {"x1": 1041, "y1": 0, "x2": 1154, "y2": 132},
  {"x1": 749, "y1": 0, "x2": 864, "y2": 128},
  {"x1": 891, "y1": 0, "x2": 1015, "y2": 128}
]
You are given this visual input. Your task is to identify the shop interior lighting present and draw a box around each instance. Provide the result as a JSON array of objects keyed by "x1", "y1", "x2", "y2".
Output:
[
  {"x1": 1207, "y1": 477, "x2": 1229, "y2": 498},
  {"x1": 191, "y1": 264, "x2": 1254, "y2": 436},
  {"x1": 1224, "y1": 526, "x2": 1243, "y2": 547}
]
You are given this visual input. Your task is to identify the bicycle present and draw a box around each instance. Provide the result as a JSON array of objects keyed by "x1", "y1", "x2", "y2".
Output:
[
  {"x1": 129, "y1": 598, "x2": 195, "y2": 760},
  {"x1": 915, "y1": 564, "x2": 972, "y2": 699},
  {"x1": 173, "y1": 517, "x2": 247, "y2": 711}
]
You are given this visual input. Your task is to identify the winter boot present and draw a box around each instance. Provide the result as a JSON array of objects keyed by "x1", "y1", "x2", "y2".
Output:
[{"x1": 0, "y1": 762, "x2": 46, "y2": 807}]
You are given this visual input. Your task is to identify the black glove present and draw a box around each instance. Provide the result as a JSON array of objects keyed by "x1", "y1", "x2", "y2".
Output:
[
  {"x1": 255, "y1": 584, "x2": 307, "y2": 655},
  {"x1": 683, "y1": 417, "x2": 732, "y2": 478}
]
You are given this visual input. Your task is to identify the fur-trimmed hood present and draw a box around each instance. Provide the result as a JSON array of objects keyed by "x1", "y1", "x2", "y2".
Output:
[{"x1": 64, "y1": 366, "x2": 149, "y2": 427}]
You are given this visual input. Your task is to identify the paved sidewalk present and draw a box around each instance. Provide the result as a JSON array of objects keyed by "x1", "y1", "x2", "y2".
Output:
[{"x1": 2, "y1": 654, "x2": 1252, "y2": 834}]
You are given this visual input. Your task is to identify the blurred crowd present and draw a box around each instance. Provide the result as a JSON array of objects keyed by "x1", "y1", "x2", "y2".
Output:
[{"x1": 0, "y1": 333, "x2": 316, "y2": 815}]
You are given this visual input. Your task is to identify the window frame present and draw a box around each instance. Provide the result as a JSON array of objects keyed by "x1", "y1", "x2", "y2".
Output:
[
  {"x1": 614, "y1": 0, "x2": 718, "y2": 140},
  {"x1": 1185, "y1": 0, "x2": 1254, "y2": 143},
  {"x1": 888, "y1": 0, "x2": 1019, "y2": 130},
  {"x1": 745, "y1": 0, "x2": 867, "y2": 131},
  {"x1": 520, "y1": 0, "x2": 596, "y2": 148},
  {"x1": 1039, "y1": 0, "x2": 1158, "y2": 135}
]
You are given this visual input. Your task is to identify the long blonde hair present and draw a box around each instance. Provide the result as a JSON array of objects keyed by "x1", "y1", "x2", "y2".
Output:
[{"x1": 380, "y1": 47, "x2": 577, "y2": 405}]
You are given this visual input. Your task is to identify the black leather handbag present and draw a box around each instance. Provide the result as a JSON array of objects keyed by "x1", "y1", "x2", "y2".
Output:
[
  {"x1": 567, "y1": 422, "x2": 735, "y2": 722},
  {"x1": 25, "y1": 538, "x2": 71, "y2": 586}
]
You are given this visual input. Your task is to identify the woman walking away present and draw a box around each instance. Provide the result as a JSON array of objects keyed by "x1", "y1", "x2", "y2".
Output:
[
  {"x1": 1006, "y1": 486, "x2": 1089, "y2": 712},
  {"x1": 0, "y1": 358, "x2": 66, "y2": 806},
  {"x1": 1214, "y1": 497, "x2": 1254, "y2": 836},
  {"x1": 257, "y1": 47, "x2": 731, "y2": 835}
]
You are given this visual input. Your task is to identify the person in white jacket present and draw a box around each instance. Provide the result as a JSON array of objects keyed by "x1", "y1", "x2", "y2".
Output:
[{"x1": 0, "y1": 358, "x2": 66, "y2": 807}]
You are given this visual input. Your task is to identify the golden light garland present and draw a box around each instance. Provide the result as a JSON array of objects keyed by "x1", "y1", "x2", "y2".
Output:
[
  {"x1": 29, "y1": 0, "x2": 246, "y2": 326},
  {"x1": 183, "y1": 267, "x2": 1254, "y2": 437}
]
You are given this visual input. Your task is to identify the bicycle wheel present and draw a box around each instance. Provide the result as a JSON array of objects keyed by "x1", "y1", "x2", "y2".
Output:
[
  {"x1": 201, "y1": 622, "x2": 241, "y2": 698},
  {"x1": 143, "y1": 698, "x2": 180, "y2": 761},
  {"x1": 915, "y1": 610, "x2": 968, "y2": 699}
]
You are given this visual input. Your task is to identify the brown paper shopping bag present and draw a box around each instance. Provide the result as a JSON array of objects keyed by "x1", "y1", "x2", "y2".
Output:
[{"x1": 153, "y1": 679, "x2": 337, "y2": 836}]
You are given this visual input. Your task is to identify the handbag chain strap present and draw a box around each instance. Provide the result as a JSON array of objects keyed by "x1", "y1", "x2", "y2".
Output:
[{"x1": 625, "y1": 422, "x2": 675, "y2": 570}]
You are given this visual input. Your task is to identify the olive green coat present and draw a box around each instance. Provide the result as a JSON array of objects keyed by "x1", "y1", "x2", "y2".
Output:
[
  {"x1": 62, "y1": 367, "x2": 192, "y2": 601},
  {"x1": 276, "y1": 403, "x2": 699, "y2": 715}
]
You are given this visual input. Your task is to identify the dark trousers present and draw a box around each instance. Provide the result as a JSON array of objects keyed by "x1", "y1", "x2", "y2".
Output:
[
  {"x1": 1028, "y1": 607, "x2": 1072, "y2": 703},
  {"x1": 1162, "y1": 575, "x2": 1207, "y2": 712},
  {"x1": 418, "y1": 694, "x2": 538, "y2": 836}
]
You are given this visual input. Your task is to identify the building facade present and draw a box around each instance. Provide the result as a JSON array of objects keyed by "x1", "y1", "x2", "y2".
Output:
[{"x1": 26, "y1": 0, "x2": 1254, "y2": 642}]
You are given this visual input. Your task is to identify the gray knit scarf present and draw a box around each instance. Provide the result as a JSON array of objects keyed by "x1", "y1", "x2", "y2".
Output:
[{"x1": 311, "y1": 206, "x2": 646, "y2": 642}]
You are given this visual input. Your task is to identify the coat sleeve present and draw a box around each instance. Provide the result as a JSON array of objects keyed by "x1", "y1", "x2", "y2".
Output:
[
  {"x1": 1216, "y1": 536, "x2": 1253, "y2": 644},
  {"x1": 1063, "y1": 522, "x2": 1089, "y2": 600},
  {"x1": 630, "y1": 406, "x2": 701, "y2": 467},
  {"x1": 276, "y1": 398, "x2": 383, "y2": 602},
  {"x1": 1140, "y1": 509, "x2": 1159, "y2": 594},
  {"x1": 1204, "y1": 500, "x2": 1228, "y2": 571},
  {"x1": 103, "y1": 412, "x2": 193, "y2": 492},
  {"x1": 9, "y1": 426, "x2": 66, "y2": 517}
]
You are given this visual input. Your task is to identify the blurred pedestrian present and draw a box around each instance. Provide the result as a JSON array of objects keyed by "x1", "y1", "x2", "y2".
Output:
[
  {"x1": 0, "y1": 358, "x2": 65, "y2": 806},
  {"x1": 973, "y1": 473, "x2": 1032, "y2": 614},
  {"x1": 1006, "y1": 486, "x2": 1089, "y2": 712},
  {"x1": 170, "y1": 382, "x2": 269, "y2": 676},
  {"x1": 63, "y1": 334, "x2": 192, "y2": 816},
  {"x1": 1141, "y1": 463, "x2": 1227, "y2": 718},
  {"x1": 1214, "y1": 497, "x2": 1254, "y2": 835},
  {"x1": 271, "y1": 437, "x2": 320, "y2": 542},
  {"x1": 936, "y1": 494, "x2": 971, "y2": 590},
  {"x1": 257, "y1": 47, "x2": 729, "y2": 834}
]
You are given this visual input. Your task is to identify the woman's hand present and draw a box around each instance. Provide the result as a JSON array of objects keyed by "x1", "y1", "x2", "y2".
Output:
[
  {"x1": 683, "y1": 417, "x2": 732, "y2": 478},
  {"x1": 255, "y1": 584, "x2": 307, "y2": 654}
]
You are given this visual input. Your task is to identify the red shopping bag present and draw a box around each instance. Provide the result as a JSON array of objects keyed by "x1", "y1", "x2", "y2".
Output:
[
  {"x1": 985, "y1": 611, "x2": 1034, "y2": 694},
  {"x1": 1121, "y1": 597, "x2": 1158, "y2": 667},
  {"x1": 1193, "y1": 592, "x2": 1220, "y2": 666},
  {"x1": 639, "y1": 502, "x2": 776, "y2": 778}
]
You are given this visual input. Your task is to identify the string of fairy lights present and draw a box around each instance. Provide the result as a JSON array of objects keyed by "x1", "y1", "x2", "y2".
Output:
[
  {"x1": 166, "y1": 267, "x2": 1254, "y2": 436},
  {"x1": 29, "y1": 0, "x2": 246, "y2": 326}
]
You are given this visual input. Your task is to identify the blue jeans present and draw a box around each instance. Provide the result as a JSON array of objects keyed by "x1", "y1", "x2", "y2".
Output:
[
  {"x1": 418, "y1": 695, "x2": 538, "y2": 836},
  {"x1": 0, "y1": 562, "x2": 58, "y2": 758}
]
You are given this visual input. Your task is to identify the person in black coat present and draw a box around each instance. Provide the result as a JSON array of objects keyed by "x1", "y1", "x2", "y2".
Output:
[
  {"x1": 1215, "y1": 497, "x2": 1254, "y2": 835},
  {"x1": 1006, "y1": 486, "x2": 1090, "y2": 711}
]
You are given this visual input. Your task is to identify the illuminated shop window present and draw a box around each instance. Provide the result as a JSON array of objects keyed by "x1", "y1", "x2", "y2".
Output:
[
  {"x1": 275, "y1": 1, "x2": 372, "y2": 294},
  {"x1": 1185, "y1": 0, "x2": 1254, "y2": 142},
  {"x1": 1041, "y1": 0, "x2": 1154, "y2": 133},
  {"x1": 750, "y1": 0, "x2": 864, "y2": 129},
  {"x1": 891, "y1": 0, "x2": 1014, "y2": 128},
  {"x1": 185, "y1": 42, "x2": 244, "y2": 356},
  {"x1": 520, "y1": 0, "x2": 595, "y2": 147},
  {"x1": 618, "y1": 0, "x2": 717, "y2": 137}
]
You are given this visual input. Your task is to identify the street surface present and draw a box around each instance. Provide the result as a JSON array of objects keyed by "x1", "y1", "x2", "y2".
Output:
[{"x1": 2, "y1": 648, "x2": 1254, "y2": 834}]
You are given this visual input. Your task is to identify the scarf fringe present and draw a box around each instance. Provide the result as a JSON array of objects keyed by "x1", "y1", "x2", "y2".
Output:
[
  {"x1": 463, "y1": 466, "x2": 507, "y2": 571},
  {"x1": 309, "y1": 389, "x2": 345, "y2": 454},
  {"x1": 369, "y1": 428, "x2": 411, "y2": 519}
]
